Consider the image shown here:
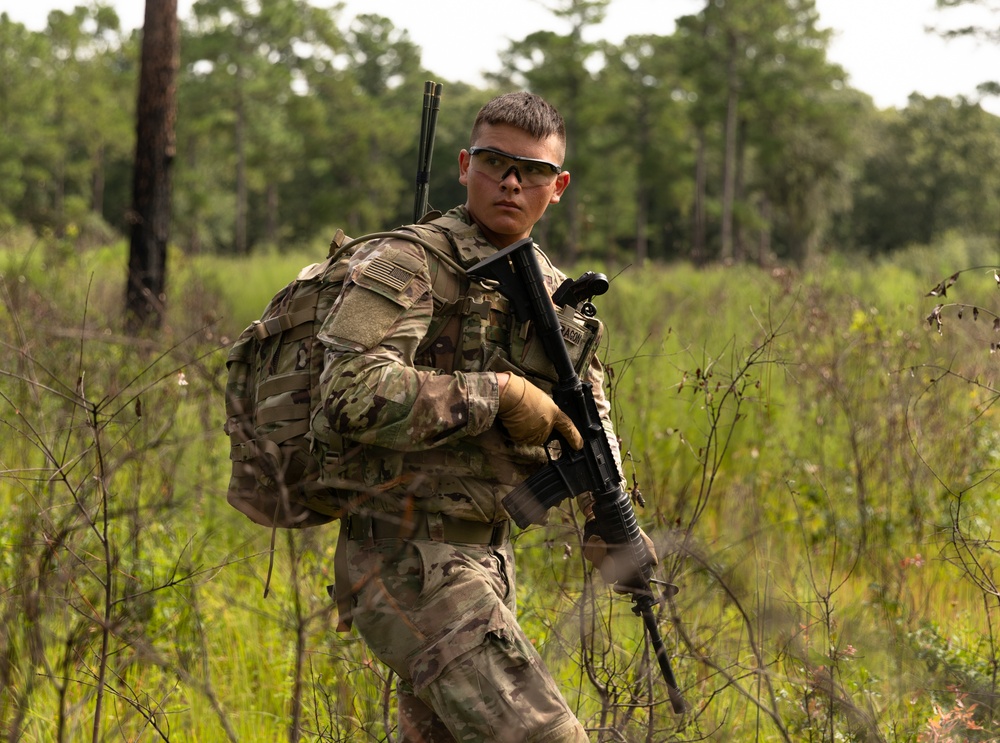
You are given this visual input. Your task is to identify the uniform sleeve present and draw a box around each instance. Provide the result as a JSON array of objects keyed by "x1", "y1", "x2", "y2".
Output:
[{"x1": 317, "y1": 239, "x2": 498, "y2": 452}]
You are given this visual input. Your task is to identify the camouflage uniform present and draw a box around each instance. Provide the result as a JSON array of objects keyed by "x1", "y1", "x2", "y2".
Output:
[{"x1": 315, "y1": 205, "x2": 619, "y2": 742}]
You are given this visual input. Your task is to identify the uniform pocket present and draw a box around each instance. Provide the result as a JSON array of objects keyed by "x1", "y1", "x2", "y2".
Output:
[
  {"x1": 408, "y1": 600, "x2": 581, "y2": 743},
  {"x1": 409, "y1": 599, "x2": 531, "y2": 694}
]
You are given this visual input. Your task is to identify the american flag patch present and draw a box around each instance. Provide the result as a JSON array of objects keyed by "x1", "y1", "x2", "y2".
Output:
[{"x1": 363, "y1": 257, "x2": 415, "y2": 292}]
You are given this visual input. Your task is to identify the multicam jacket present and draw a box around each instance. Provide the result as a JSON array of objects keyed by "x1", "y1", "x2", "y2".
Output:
[{"x1": 312, "y1": 205, "x2": 621, "y2": 523}]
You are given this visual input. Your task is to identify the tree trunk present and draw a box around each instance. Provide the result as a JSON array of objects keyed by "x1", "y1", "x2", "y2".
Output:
[
  {"x1": 125, "y1": 0, "x2": 178, "y2": 333},
  {"x1": 564, "y1": 171, "x2": 580, "y2": 264},
  {"x1": 266, "y1": 182, "x2": 278, "y2": 245},
  {"x1": 235, "y1": 83, "x2": 248, "y2": 254},
  {"x1": 720, "y1": 31, "x2": 739, "y2": 263},
  {"x1": 91, "y1": 144, "x2": 105, "y2": 216},
  {"x1": 692, "y1": 127, "x2": 707, "y2": 264},
  {"x1": 757, "y1": 194, "x2": 772, "y2": 265},
  {"x1": 635, "y1": 194, "x2": 648, "y2": 266},
  {"x1": 733, "y1": 116, "x2": 747, "y2": 262},
  {"x1": 635, "y1": 97, "x2": 649, "y2": 265}
]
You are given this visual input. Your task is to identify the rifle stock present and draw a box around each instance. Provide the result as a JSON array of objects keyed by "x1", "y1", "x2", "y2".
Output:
[{"x1": 468, "y1": 238, "x2": 687, "y2": 714}]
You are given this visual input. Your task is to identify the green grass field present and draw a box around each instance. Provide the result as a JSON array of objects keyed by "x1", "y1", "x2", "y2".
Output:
[{"x1": 2, "y1": 230, "x2": 1000, "y2": 741}]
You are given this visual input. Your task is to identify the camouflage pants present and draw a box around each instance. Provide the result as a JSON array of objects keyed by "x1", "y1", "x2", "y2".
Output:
[{"x1": 345, "y1": 536, "x2": 589, "y2": 743}]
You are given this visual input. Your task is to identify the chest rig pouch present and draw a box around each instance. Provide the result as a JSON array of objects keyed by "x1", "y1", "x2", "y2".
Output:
[
  {"x1": 504, "y1": 304, "x2": 603, "y2": 391},
  {"x1": 412, "y1": 215, "x2": 604, "y2": 388}
]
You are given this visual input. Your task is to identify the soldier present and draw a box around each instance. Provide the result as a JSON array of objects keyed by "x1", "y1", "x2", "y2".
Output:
[{"x1": 316, "y1": 91, "x2": 650, "y2": 742}]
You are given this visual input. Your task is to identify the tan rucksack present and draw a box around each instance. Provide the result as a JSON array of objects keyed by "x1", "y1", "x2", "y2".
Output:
[{"x1": 223, "y1": 224, "x2": 465, "y2": 530}]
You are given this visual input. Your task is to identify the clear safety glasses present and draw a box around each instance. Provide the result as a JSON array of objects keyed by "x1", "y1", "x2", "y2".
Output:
[{"x1": 468, "y1": 146, "x2": 563, "y2": 187}]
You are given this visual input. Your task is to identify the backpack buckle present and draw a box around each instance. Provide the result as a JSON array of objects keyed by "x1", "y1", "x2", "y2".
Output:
[
  {"x1": 230, "y1": 441, "x2": 257, "y2": 462},
  {"x1": 463, "y1": 295, "x2": 492, "y2": 318}
]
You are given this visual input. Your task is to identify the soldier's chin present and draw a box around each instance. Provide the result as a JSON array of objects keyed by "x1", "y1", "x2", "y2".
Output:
[{"x1": 482, "y1": 218, "x2": 528, "y2": 246}]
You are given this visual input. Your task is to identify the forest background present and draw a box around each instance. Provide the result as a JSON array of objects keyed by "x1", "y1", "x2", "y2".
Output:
[{"x1": 4, "y1": 0, "x2": 1000, "y2": 741}]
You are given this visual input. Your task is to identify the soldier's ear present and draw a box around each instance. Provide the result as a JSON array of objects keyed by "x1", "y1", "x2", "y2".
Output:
[
  {"x1": 549, "y1": 171, "x2": 570, "y2": 204},
  {"x1": 459, "y1": 150, "x2": 471, "y2": 186}
]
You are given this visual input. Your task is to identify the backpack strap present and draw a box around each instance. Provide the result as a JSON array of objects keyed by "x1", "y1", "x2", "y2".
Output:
[
  {"x1": 331, "y1": 229, "x2": 467, "y2": 278},
  {"x1": 423, "y1": 214, "x2": 493, "y2": 269},
  {"x1": 405, "y1": 217, "x2": 516, "y2": 374}
]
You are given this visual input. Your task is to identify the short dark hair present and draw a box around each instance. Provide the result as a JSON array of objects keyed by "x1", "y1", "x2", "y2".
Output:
[{"x1": 471, "y1": 92, "x2": 566, "y2": 154}]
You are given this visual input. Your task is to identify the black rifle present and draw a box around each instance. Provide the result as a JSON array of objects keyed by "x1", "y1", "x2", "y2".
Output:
[
  {"x1": 413, "y1": 80, "x2": 443, "y2": 222},
  {"x1": 469, "y1": 238, "x2": 687, "y2": 715}
]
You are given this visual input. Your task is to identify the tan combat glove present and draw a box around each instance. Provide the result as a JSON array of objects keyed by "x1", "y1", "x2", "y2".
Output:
[
  {"x1": 497, "y1": 373, "x2": 584, "y2": 450},
  {"x1": 582, "y1": 516, "x2": 658, "y2": 586}
]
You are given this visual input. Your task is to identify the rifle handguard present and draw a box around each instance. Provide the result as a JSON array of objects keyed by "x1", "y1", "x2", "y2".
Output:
[{"x1": 583, "y1": 516, "x2": 658, "y2": 588}]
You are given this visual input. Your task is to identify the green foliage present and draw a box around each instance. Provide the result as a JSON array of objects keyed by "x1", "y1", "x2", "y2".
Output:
[
  {"x1": 676, "y1": 0, "x2": 855, "y2": 263},
  {"x1": 4, "y1": 0, "x2": 1000, "y2": 734},
  {"x1": 8, "y1": 230, "x2": 1000, "y2": 740},
  {"x1": 849, "y1": 96, "x2": 1000, "y2": 254},
  {"x1": 192, "y1": 245, "x2": 325, "y2": 338},
  {"x1": 5, "y1": 0, "x2": 999, "y2": 267}
]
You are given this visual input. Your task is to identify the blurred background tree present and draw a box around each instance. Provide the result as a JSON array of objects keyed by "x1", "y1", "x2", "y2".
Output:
[{"x1": 0, "y1": 0, "x2": 998, "y2": 268}]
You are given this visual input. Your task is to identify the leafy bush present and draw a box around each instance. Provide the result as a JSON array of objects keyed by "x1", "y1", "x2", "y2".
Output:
[{"x1": 3, "y1": 232, "x2": 1000, "y2": 741}]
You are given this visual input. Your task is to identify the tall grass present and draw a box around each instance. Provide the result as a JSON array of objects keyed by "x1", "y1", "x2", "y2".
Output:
[{"x1": 2, "y1": 229, "x2": 999, "y2": 741}]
